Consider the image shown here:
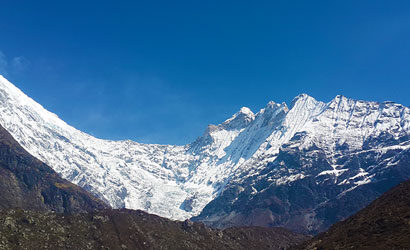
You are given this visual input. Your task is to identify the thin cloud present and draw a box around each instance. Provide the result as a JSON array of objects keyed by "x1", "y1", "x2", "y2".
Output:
[
  {"x1": 12, "y1": 56, "x2": 30, "y2": 73},
  {"x1": 0, "y1": 50, "x2": 31, "y2": 76}
]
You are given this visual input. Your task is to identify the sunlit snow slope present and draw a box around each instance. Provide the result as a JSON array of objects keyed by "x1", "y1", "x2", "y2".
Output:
[{"x1": 0, "y1": 75, "x2": 409, "y2": 224}]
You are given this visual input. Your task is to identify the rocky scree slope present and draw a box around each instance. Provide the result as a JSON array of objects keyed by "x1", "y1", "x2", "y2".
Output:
[
  {"x1": 0, "y1": 75, "x2": 409, "y2": 234},
  {"x1": 0, "y1": 122, "x2": 107, "y2": 212},
  {"x1": 0, "y1": 208, "x2": 308, "y2": 250},
  {"x1": 296, "y1": 180, "x2": 410, "y2": 249}
]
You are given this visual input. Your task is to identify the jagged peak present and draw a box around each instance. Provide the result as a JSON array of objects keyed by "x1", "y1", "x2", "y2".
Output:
[
  {"x1": 260, "y1": 101, "x2": 288, "y2": 113},
  {"x1": 326, "y1": 95, "x2": 360, "y2": 110},
  {"x1": 294, "y1": 93, "x2": 310, "y2": 99},
  {"x1": 266, "y1": 100, "x2": 277, "y2": 108},
  {"x1": 232, "y1": 107, "x2": 255, "y2": 120},
  {"x1": 328, "y1": 95, "x2": 408, "y2": 110},
  {"x1": 328, "y1": 94, "x2": 380, "y2": 105},
  {"x1": 201, "y1": 107, "x2": 255, "y2": 137},
  {"x1": 290, "y1": 93, "x2": 317, "y2": 109},
  {"x1": 221, "y1": 107, "x2": 255, "y2": 130},
  {"x1": 331, "y1": 94, "x2": 350, "y2": 102},
  {"x1": 238, "y1": 107, "x2": 254, "y2": 116}
]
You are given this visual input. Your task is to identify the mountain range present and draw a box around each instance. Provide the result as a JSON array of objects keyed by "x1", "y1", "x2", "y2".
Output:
[
  {"x1": 0, "y1": 113, "x2": 407, "y2": 249},
  {"x1": 0, "y1": 116, "x2": 309, "y2": 249},
  {"x1": 0, "y1": 75, "x2": 409, "y2": 234}
]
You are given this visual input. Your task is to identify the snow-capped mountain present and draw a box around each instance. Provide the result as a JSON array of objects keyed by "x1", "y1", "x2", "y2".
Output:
[
  {"x1": 0, "y1": 75, "x2": 409, "y2": 233},
  {"x1": 194, "y1": 94, "x2": 410, "y2": 233}
]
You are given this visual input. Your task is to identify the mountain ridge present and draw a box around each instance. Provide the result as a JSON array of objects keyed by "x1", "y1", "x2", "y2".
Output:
[{"x1": 0, "y1": 75, "x2": 409, "y2": 234}]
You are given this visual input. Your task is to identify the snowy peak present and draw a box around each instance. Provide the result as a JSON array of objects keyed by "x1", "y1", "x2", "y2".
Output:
[
  {"x1": 239, "y1": 106, "x2": 254, "y2": 116},
  {"x1": 326, "y1": 94, "x2": 359, "y2": 112},
  {"x1": 195, "y1": 95, "x2": 410, "y2": 234},
  {"x1": 290, "y1": 93, "x2": 317, "y2": 108},
  {"x1": 251, "y1": 101, "x2": 288, "y2": 129},
  {"x1": 197, "y1": 107, "x2": 255, "y2": 148},
  {"x1": 261, "y1": 101, "x2": 288, "y2": 113},
  {"x1": 221, "y1": 107, "x2": 255, "y2": 130}
]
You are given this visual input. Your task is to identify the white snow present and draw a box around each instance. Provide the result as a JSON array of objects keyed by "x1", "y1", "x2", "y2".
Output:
[
  {"x1": 318, "y1": 169, "x2": 348, "y2": 177},
  {"x1": 0, "y1": 75, "x2": 409, "y2": 220}
]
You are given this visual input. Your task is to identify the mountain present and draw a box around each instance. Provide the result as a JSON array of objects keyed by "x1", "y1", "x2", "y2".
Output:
[
  {"x1": 0, "y1": 208, "x2": 308, "y2": 250},
  {"x1": 0, "y1": 118, "x2": 307, "y2": 250},
  {"x1": 193, "y1": 95, "x2": 410, "y2": 233},
  {"x1": 0, "y1": 75, "x2": 409, "y2": 234},
  {"x1": 0, "y1": 122, "x2": 107, "y2": 212},
  {"x1": 296, "y1": 180, "x2": 410, "y2": 249}
]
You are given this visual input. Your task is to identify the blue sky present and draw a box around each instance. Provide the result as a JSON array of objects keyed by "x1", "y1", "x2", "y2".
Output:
[{"x1": 0, "y1": 1, "x2": 410, "y2": 145}]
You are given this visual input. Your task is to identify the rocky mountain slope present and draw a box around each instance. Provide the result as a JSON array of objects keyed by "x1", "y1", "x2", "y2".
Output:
[
  {"x1": 0, "y1": 208, "x2": 308, "y2": 250},
  {"x1": 0, "y1": 75, "x2": 409, "y2": 233},
  {"x1": 297, "y1": 180, "x2": 410, "y2": 249},
  {"x1": 0, "y1": 122, "x2": 107, "y2": 212}
]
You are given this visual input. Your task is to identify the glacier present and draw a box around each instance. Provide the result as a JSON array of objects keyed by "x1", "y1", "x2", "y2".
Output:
[{"x1": 0, "y1": 75, "x2": 409, "y2": 222}]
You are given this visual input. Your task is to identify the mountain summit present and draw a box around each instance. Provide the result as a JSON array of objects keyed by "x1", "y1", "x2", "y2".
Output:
[
  {"x1": 0, "y1": 75, "x2": 409, "y2": 233},
  {"x1": 221, "y1": 107, "x2": 255, "y2": 130}
]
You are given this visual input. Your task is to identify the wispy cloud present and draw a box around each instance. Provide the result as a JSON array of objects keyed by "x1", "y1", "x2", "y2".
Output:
[
  {"x1": 12, "y1": 56, "x2": 30, "y2": 73},
  {"x1": 0, "y1": 50, "x2": 31, "y2": 76}
]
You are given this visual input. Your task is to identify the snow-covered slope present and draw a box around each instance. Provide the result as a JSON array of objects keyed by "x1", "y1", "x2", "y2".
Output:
[
  {"x1": 194, "y1": 95, "x2": 410, "y2": 233},
  {"x1": 0, "y1": 75, "x2": 409, "y2": 226},
  {"x1": 0, "y1": 75, "x2": 260, "y2": 219}
]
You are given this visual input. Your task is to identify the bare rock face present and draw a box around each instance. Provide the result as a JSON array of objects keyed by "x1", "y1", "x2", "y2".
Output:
[
  {"x1": 0, "y1": 209, "x2": 309, "y2": 250},
  {"x1": 296, "y1": 180, "x2": 410, "y2": 249},
  {"x1": 0, "y1": 123, "x2": 108, "y2": 213}
]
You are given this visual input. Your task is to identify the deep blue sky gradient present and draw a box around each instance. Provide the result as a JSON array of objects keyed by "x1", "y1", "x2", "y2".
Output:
[{"x1": 0, "y1": 1, "x2": 410, "y2": 144}]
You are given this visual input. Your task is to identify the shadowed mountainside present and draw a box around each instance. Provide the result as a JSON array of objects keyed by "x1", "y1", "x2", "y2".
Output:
[
  {"x1": 0, "y1": 123, "x2": 108, "y2": 212},
  {"x1": 296, "y1": 180, "x2": 410, "y2": 249}
]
